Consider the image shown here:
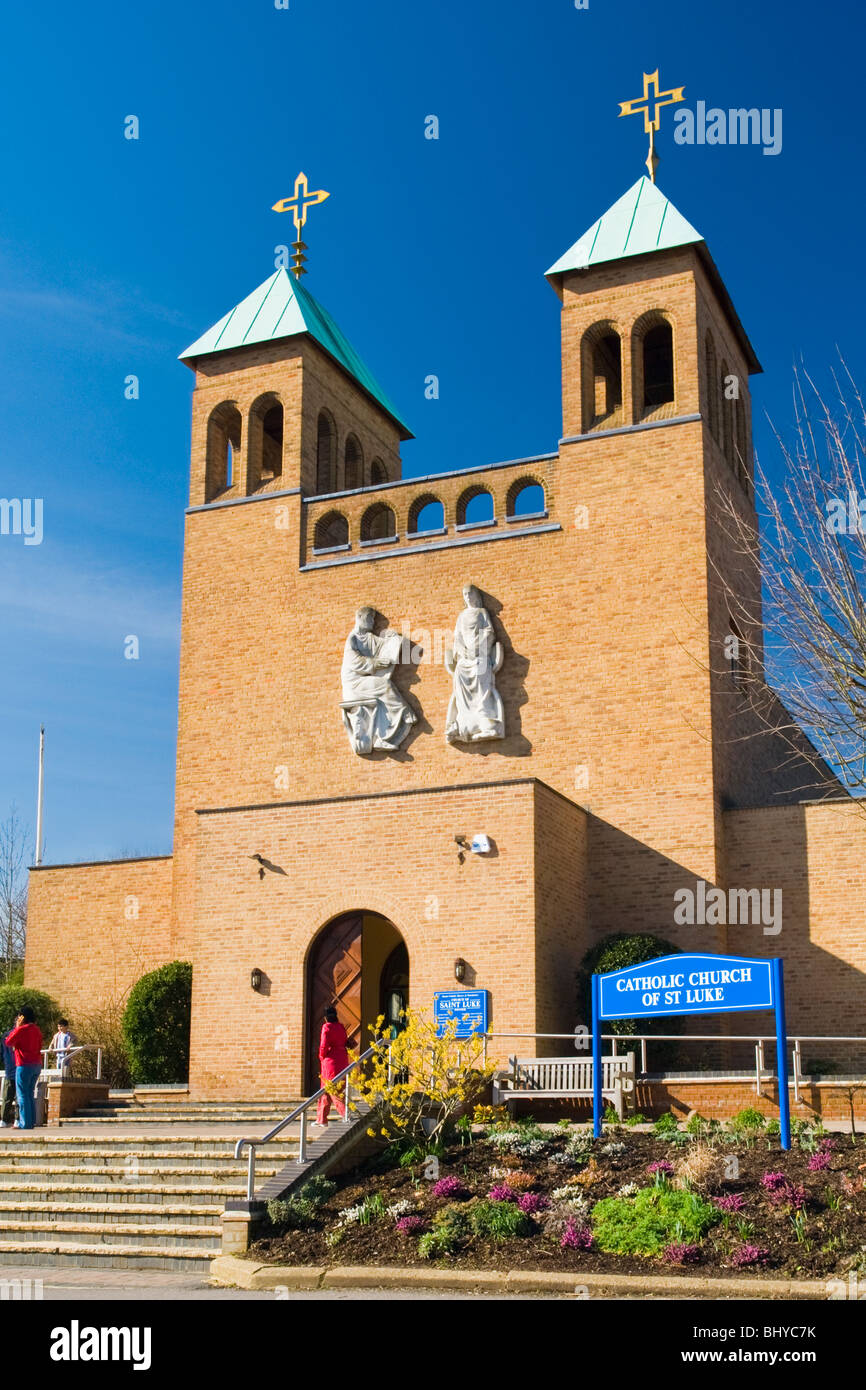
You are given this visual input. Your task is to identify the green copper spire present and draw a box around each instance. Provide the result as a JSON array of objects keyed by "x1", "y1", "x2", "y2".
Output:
[
  {"x1": 180, "y1": 269, "x2": 412, "y2": 439},
  {"x1": 545, "y1": 176, "x2": 702, "y2": 281}
]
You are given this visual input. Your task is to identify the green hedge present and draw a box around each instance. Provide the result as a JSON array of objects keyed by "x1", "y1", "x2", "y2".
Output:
[
  {"x1": 121, "y1": 961, "x2": 192, "y2": 1084},
  {"x1": 576, "y1": 932, "x2": 683, "y2": 1037},
  {"x1": 0, "y1": 985, "x2": 62, "y2": 1042}
]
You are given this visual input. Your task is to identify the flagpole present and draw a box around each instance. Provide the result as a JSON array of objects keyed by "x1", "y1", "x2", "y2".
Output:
[{"x1": 35, "y1": 725, "x2": 44, "y2": 866}]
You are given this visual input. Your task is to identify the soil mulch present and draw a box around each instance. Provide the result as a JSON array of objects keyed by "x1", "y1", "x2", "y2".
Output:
[{"x1": 246, "y1": 1123, "x2": 866, "y2": 1281}]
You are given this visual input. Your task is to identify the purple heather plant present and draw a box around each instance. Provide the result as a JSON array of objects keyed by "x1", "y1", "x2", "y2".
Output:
[
  {"x1": 712, "y1": 1192, "x2": 746, "y2": 1213},
  {"x1": 560, "y1": 1220, "x2": 593, "y2": 1250},
  {"x1": 487, "y1": 1184, "x2": 515, "y2": 1202},
  {"x1": 730, "y1": 1244, "x2": 770, "y2": 1268},
  {"x1": 395, "y1": 1215, "x2": 427, "y2": 1235},
  {"x1": 661, "y1": 1242, "x2": 700, "y2": 1265},
  {"x1": 647, "y1": 1160, "x2": 674, "y2": 1178},
  {"x1": 761, "y1": 1171, "x2": 806, "y2": 1208},
  {"x1": 431, "y1": 1176, "x2": 464, "y2": 1199},
  {"x1": 807, "y1": 1150, "x2": 832, "y2": 1172},
  {"x1": 516, "y1": 1192, "x2": 550, "y2": 1215}
]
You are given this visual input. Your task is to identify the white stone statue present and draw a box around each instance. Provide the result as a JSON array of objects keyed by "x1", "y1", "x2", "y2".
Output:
[
  {"x1": 445, "y1": 585, "x2": 505, "y2": 744},
  {"x1": 341, "y1": 606, "x2": 416, "y2": 755}
]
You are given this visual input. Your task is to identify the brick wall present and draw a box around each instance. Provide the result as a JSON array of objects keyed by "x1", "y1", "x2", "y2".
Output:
[{"x1": 25, "y1": 857, "x2": 173, "y2": 1020}]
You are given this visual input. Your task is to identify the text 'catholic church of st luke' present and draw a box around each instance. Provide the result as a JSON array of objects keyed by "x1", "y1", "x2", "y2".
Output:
[{"x1": 25, "y1": 170, "x2": 866, "y2": 1098}]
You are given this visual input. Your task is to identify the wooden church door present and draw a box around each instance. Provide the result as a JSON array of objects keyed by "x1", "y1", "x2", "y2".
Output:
[{"x1": 306, "y1": 914, "x2": 363, "y2": 1093}]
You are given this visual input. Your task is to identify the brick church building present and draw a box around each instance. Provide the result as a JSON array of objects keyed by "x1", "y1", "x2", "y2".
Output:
[{"x1": 26, "y1": 175, "x2": 866, "y2": 1098}]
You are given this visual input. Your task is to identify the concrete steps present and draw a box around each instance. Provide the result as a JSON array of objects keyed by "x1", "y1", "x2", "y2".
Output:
[{"x1": 0, "y1": 1091, "x2": 308, "y2": 1269}]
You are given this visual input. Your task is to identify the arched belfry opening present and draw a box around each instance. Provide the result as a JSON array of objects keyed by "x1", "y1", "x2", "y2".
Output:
[{"x1": 305, "y1": 911, "x2": 408, "y2": 1093}]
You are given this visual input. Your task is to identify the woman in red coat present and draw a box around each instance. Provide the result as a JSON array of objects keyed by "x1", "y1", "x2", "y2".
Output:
[{"x1": 316, "y1": 1007, "x2": 349, "y2": 1126}]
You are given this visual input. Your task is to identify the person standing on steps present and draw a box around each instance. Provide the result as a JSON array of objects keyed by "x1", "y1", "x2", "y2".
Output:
[
  {"x1": 0, "y1": 1034, "x2": 16, "y2": 1128},
  {"x1": 315, "y1": 1007, "x2": 349, "y2": 1128},
  {"x1": 5, "y1": 1007, "x2": 44, "y2": 1130}
]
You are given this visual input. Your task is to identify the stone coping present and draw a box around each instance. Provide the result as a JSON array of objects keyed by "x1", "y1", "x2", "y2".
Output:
[{"x1": 210, "y1": 1254, "x2": 825, "y2": 1300}]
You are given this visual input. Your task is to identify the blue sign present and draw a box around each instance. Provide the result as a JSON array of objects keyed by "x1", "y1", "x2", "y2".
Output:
[
  {"x1": 598, "y1": 953, "x2": 773, "y2": 1020},
  {"x1": 591, "y1": 953, "x2": 790, "y2": 1150},
  {"x1": 434, "y1": 989, "x2": 488, "y2": 1038}
]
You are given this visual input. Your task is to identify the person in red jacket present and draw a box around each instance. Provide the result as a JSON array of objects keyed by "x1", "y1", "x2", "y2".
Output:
[
  {"x1": 315, "y1": 1007, "x2": 349, "y2": 1127},
  {"x1": 5, "y1": 1007, "x2": 43, "y2": 1130}
]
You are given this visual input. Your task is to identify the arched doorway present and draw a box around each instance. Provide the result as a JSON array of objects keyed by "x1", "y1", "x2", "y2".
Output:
[{"x1": 305, "y1": 911, "x2": 408, "y2": 1093}]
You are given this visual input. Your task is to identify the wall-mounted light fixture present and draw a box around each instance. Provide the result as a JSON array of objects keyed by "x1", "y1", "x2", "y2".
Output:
[
  {"x1": 454, "y1": 958, "x2": 467, "y2": 983},
  {"x1": 250, "y1": 968, "x2": 263, "y2": 992}
]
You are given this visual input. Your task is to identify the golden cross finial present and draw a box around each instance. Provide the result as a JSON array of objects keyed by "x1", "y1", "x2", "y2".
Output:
[
  {"x1": 618, "y1": 71, "x2": 685, "y2": 183},
  {"x1": 272, "y1": 172, "x2": 330, "y2": 278}
]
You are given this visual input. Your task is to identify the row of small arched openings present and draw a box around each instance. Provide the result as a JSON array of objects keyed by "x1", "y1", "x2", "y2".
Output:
[
  {"x1": 205, "y1": 395, "x2": 285, "y2": 501},
  {"x1": 581, "y1": 311, "x2": 676, "y2": 433},
  {"x1": 312, "y1": 479, "x2": 546, "y2": 553},
  {"x1": 316, "y1": 411, "x2": 389, "y2": 494}
]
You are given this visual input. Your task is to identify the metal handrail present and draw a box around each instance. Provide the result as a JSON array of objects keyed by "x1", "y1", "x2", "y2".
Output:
[
  {"x1": 234, "y1": 1040, "x2": 386, "y2": 1202},
  {"x1": 480, "y1": 1032, "x2": 866, "y2": 1100},
  {"x1": 40, "y1": 1044, "x2": 103, "y2": 1080}
]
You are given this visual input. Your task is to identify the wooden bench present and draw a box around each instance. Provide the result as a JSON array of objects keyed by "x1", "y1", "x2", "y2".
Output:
[{"x1": 492, "y1": 1053, "x2": 636, "y2": 1118}]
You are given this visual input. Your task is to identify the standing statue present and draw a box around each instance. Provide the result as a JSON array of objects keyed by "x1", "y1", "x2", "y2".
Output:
[
  {"x1": 445, "y1": 585, "x2": 505, "y2": 744},
  {"x1": 340, "y1": 606, "x2": 416, "y2": 755}
]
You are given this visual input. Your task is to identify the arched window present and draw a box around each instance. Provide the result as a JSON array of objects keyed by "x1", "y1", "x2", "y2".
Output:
[
  {"x1": 408, "y1": 494, "x2": 445, "y2": 535},
  {"x1": 344, "y1": 434, "x2": 363, "y2": 491},
  {"x1": 361, "y1": 502, "x2": 396, "y2": 542},
  {"x1": 506, "y1": 478, "x2": 546, "y2": 518},
  {"x1": 705, "y1": 332, "x2": 719, "y2": 442},
  {"x1": 316, "y1": 411, "x2": 336, "y2": 494},
  {"x1": 581, "y1": 323, "x2": 622, "y2": 432},
  {"x1": 457, "y1": 487, "x2": 494, "y2": 527},
  {"x1": 314, "y1": 510, "x2": 349, "y2": 551},
  {"x1": 206, "y1": 402, "x2": 242, "y2": 501},
  {"x1": 249, "y1": 393, "x2": 283, "y2": 487},
  {"x1": 370, "y1": 458, "x2": 388, "y2": 485},
  {"x1": 642, "y1": 321, "x2": 674, "y2": 409}
]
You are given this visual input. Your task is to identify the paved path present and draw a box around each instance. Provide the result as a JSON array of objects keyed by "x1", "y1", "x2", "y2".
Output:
[{"x1": 0, "y1": 1264, "x2": 555, "y2": 1300}]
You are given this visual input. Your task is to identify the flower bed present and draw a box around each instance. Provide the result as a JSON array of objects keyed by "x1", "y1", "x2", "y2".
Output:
[{"x1": 246, "y1": 1112, "x2": 866, "y2": 1280}]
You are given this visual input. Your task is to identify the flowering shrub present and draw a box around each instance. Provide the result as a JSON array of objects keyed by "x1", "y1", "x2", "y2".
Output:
[
  {"x1": 541, "y1": 1197, "x2": 590, "y2": 1239},
  {"x1": 617, "y1": 1182, "x2": 640, "y2": 1197},
  {"x1": 488, "y1": 1184, "x2": 515, "y2": 1202},
  {"x1": 517, "y1": 1192, "x2": 550, "y2": 1215},
  {"x1": 601, "y1": 1142, "x2": 626, "y2": 1156},
  {"x1": 807, "y1": 1150, "x2": 832, "y2": 1172},
  {"x1": 730, "y1": 1244, "x2": 770, "y2": 1268},
  {"x1": 661, "y1": 1242, "x2": 700, "y2": 1265},
  {"x1": 712, "y1": 1193, "x2": 746, "y2": 1213},
  {"x1": 395, "y1": 1215, "x2": 428, "y2": 1235},
  {"x1": 560, "y1": 1220, "x2": 593, "y2": 1250},
  {"x1": 761, "y1": 1172, "x2": 806, "y2": 1209},
  {"x1": 647, "y1": 1160, "x2": 674, "y2": 1179},
  {"x1": 473, "y1": 1104, "x2": 509, "y2": 1125},
  {"x1": 552, "y1": 1184, "x2": 584, "y2": 1201},
  {"x1": 386, "y1": 1199, "x2": 415, "y2": 1220},
  {"x1": 496, "y1": 1170, "x2": 536, "y2": 1192},
  {"x1": 431, "y1": 1176, "x2": 464, "y2": 1199}
]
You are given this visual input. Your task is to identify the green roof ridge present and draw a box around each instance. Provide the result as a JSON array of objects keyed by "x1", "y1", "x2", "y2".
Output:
[{"x1": 180, "y1": 269, "x2": 412, "y2": 437}]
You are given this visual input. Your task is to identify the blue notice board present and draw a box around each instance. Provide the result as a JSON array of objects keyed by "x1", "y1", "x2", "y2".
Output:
[
  {"x1": 591, "y1": 953, "x2": 790, "y2": 1150},
  {"x1": 434, "y1": 989, "x2": 489, "y2": 1038}
]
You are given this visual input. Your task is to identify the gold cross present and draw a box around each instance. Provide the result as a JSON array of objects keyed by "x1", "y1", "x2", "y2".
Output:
[
  {"x1": 618, "y1": 71, "x2": 685, "y2": 182},
  {"x1": 272, "y1": 172, "x2": 330, "y2": 277}
]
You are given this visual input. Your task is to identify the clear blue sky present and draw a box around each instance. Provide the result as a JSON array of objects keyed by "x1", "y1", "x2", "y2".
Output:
[{"x1": 1, "y1": 0, "x2": 863, "y2": 863}]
